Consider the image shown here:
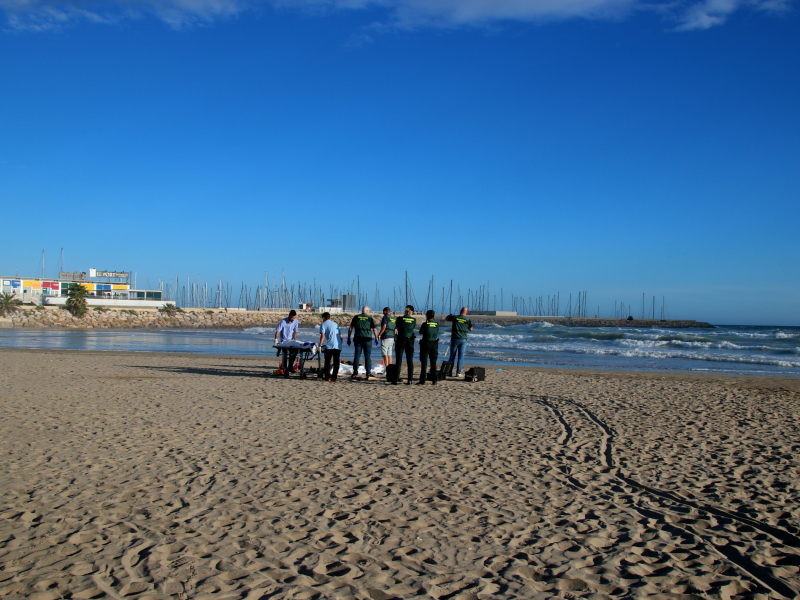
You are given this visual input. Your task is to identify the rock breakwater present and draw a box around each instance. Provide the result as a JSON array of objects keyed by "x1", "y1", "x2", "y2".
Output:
[
  {"x1": 1, "y1": 308, "x2": 328, "y2": 329},
  {"x1": 0, "y1": 308, "x2": 712, "y2": 330}
]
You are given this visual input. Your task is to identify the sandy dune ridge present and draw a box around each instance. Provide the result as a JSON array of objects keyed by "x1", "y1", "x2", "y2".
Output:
[{"x1": 1, "y1": 349, "x2": 799, "y2": 599}]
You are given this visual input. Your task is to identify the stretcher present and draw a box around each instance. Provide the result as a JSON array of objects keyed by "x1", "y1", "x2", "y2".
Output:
[{"x1": 274, "y1": 341, "x2": 321, "y2": 379}]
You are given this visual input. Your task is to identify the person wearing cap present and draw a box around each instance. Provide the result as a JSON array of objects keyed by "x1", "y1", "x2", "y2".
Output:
[
  {"x1": 347, "y1": 305, "x2": 379, "y2": 380},
  {"x1": 274, "y1": 309, "x2": 300, "y2": 377},
  {"x1": 445, "y1": 306, "x2": 474, "y2": 378},
  {"x1": 378, "y1": 307, "x2": 397, "y2": 368},
  {"x1": 318, "y1": 312, "x2": 343, "y2": 382},
  {"x1": 395, "y1": 305, "x2": 417, "y2": 385},
  {"x1": 417, "y1": 309, "x2": 440, "y2": 385}
]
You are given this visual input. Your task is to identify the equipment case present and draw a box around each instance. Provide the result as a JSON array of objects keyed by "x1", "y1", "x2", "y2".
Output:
[{"x1": 465, "y1": 367, "x2": 485, "y2": 382}]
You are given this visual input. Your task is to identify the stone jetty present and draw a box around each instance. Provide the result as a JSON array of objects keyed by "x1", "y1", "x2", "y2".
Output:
[
  {"x1": 0, "y1": 308, "x2": 321, "y2": 330},
  {"x1": 1, "y1": 307, "x2": 712, "y2": 329}
]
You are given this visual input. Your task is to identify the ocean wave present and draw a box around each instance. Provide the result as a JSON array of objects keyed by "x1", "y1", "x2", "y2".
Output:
[
  {"x1": 596, "y1": 349, "x2": 799, "y2": 368},
  {"x1": 655, "y1": 334, "x2": 717, "y2": 343},
  {"x1": 665, "y1": 340, "x2": 755, "y2": 350},
  {"x1": 523, "y1": 321, "x2": 556, "y2": 328},
  {"x1": 560, "y1": 331, "x2": 627, "y2": 341},
  {"x1": 614, "y1": 339, "x2": 671, "y2": 348},
  {"x1": 465, "y1": 351, "x2": 792, "y2": 374},
  {"x1": 466, "y1": 339, "x2": 800, "y2": 368},
  {"x1": 241, "y1": 327, "x2": 273, "y2": 335}
]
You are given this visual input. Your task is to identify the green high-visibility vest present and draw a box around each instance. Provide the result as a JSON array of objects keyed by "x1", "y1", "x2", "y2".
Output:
[
  {"x1": 452, "y1": 316, "x2": 472, "y2": 339},
  {"x1": 421, "y1": 321, "x2": 439, "y2": 344},
  {"x1": 396, "y1": 316, "x2": 417, "y2": 339},
  {"x1": 382, "y1": 316, "x2": 397, "y2": 339},
  {"x1": 354, "y1": 314, "x2": 373, "y2": 339}
]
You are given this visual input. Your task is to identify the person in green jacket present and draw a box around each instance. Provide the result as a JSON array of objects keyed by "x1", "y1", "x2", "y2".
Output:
[
  {"x1": 378, "y1": 307, "x2": 397, "y2": 368},
  {"x1": 445, "y1": 306, "x2": 473, "y2": 378},
  {"x1": 417, "y1": 309, "x2": 440, "y2": 385},
  {"x1": 395, "y1": 305, "x2": 417, "y2": 385},
  {"x1": 347, "y1": 305, "x2": 379, "y2": 380}
]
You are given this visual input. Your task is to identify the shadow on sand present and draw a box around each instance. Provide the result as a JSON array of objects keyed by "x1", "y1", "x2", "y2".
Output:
[{"x1": 127, "y1": 364, "x2": 274, "y2": 379}]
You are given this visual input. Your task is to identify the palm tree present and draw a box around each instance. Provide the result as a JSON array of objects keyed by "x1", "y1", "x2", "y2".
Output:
[
  {"x1": 158, "y1": 303, "x2": 183, "y2": 315},
  {"x1": 66, "y1": 284, "x2": 89, "y2": 317},
  {"x1": 0, "y1": 292, "x2": 22, "y2": 317}
]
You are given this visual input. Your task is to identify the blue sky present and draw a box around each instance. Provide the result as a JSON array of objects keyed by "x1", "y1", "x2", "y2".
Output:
[{"x1": 1, "y1": 0, "x2": 798, "y2": 325}]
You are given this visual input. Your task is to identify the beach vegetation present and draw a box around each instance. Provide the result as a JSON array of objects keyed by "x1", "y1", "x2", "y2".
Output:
[
  {"x1": 94, "y1": 306, "x2": 109, "y2": 313},
  {"x1": 206, "y1": 310, "x2": 214, "y2": 315},
  {"x1": 66, "y1": 284, "x2": 89, "y2": 317},
  {"x1": 159, "y1": 303, "x2": 184, "y2": 315},
  {"x1": 0, "y1": 293, "x2": 22, "y2": 317}
]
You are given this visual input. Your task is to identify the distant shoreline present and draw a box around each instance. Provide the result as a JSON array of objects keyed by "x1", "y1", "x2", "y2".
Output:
[{"x1": 462, "y1": 315, "x2": 713, "y2": 328}]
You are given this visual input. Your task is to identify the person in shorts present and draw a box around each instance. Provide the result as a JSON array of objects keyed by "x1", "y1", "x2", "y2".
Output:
[
  {"x1": 318, "y1": 312, "x2": 343, "y2": 382},
  {"x1": 378, "y1": 307, "x2": 397, "y2": 368}
]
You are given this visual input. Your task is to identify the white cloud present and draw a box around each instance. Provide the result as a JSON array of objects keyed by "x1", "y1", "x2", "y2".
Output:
[
  {"x1": 675, "y1": 0, "x2": 791, "y2": 29},
  {"x1": 0, "y1": 0, "x2": 793, "y2": 31}
]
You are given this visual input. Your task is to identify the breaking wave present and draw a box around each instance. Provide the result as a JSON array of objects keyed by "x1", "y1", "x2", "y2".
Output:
[{"x1": 465, "y1": 323, "x2": 800, "y2": 376}]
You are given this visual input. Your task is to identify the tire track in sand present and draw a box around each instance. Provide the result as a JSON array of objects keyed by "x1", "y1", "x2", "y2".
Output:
[
  {"x1": 542, "y1": 395, "x2": 800, "y2": 599},
  {"x1": 536, "y1": 397, "x2": 571, "y2": 446}
]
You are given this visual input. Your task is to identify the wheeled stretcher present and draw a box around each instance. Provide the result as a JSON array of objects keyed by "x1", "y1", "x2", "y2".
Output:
[{"x1": 274, "y1": 340, "x2": 320, "y2": 379}]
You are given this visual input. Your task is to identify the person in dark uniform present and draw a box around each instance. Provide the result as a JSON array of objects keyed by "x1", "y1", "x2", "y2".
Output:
[
  {"x1": 417, "y1": 309, "x2": 439, "y2": 385},
  {"x1": 394, "y1": 305, "x2": 417, "y2": 385},
  {"x1": 378, "y1": 307, "x2": 397, "y2": 368},
  {"x1": 445, "y1": 306, "x2": 474, "y2": 378},
  {"x1": 347, "y1": 305, "x2": 379, "y2": 380}
]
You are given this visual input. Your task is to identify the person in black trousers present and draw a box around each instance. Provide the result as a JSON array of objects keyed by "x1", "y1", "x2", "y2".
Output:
[
  {"x1": 395, "y1": 305, "x2": 417, "y2": 385},
  {"x1": 418, "y1": 309, "x2": 440, "y2": 385},
  {"x1": 318, "y1": 312, "x2": 343, "y2": 382}
]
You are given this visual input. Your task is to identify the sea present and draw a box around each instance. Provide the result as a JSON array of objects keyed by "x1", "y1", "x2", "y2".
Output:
[{"x1": 1, "y1": 322, "x2": 799, "y2": 377}]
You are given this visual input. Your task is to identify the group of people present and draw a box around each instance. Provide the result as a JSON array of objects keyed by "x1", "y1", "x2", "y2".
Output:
[{"x1": 273, "y1": 305, "x2": 473, "y2": 384}]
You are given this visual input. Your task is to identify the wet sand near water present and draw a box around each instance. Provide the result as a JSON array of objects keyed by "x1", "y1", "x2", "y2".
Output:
[{"x1": 1, "y1": 349, "x2": 799, "y2": 599}]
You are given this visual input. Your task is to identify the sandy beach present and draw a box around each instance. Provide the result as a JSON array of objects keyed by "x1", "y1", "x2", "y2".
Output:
[{"x1": 1, "y1": 349, "x2": 799, "y2": 600}]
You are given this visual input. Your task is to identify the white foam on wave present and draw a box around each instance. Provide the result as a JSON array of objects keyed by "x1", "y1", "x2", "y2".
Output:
[
  {"x1": 242, "y1": 327, "x2": 272, "y2": 335},
  {"x1": 615, "y1": 339, "x2": 670, "y2": 349},
  {"x1": 467, "y1": 335, "x2": 800, "y2": 368},
  {"x1": 593, "y1": 348, "x2": 800, "y2": 368}
]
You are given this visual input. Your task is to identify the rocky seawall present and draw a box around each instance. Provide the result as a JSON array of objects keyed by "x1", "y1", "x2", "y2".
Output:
[
  {"x1": 0, "y1": 308, "x2": 712, "y2": 329},
  {"x1": 0, "y1": 308, "x2": 323, "y2": 329}
]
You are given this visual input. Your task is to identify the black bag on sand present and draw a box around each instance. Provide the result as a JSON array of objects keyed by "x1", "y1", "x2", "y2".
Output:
[
  {"x1": 438, "y1": 361, "x2": 453, "y2": 381},
  {"x1": 386, "y1": 364, "x2": 399, "y2": 384},
  {"x1": 465, "y1": 367, "x2": 485, "y2": 382}
]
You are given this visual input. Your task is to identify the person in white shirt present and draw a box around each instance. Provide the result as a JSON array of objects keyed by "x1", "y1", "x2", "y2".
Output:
[
  {"x1": 318, "y1": 312, "x2": 344, "y2": 382},
  {"x1": 274, "y1": 310, "x2": 299, "y2": 377}
]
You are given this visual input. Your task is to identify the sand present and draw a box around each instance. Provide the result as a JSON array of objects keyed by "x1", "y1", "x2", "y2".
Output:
[{"x1": 1, "y1": 349, "x2": 799, "y2": 600}]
